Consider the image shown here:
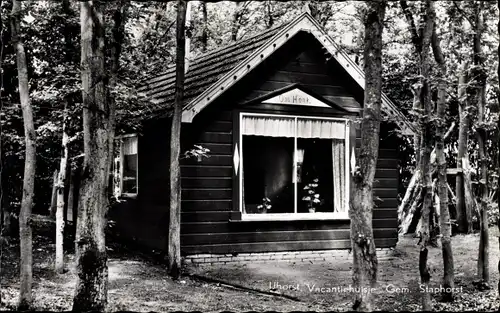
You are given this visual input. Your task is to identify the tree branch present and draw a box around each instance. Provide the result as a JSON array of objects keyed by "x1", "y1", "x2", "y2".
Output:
[
  {"x1": 452, "y1": 2, "x2": 475, "y2": 29},
  {"x1": 431, "y1": 25, "x2": 445, "y2": 69},
  {"x1": 444, "y1": 122, "x2": 455, "y2": 141},
  {"x1": 400, "y1": 0, "x2": 421, "y2": 54}
]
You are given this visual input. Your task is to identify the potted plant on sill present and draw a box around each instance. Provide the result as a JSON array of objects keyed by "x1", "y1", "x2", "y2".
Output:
[
  {"x1": 257, "y1": 197, "x2": 272, "y2": 214},
  {"x1": 302, "y1": 178, "x2": 321, "y2": 213}
]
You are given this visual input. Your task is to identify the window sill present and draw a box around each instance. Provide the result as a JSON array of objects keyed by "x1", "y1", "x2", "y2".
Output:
[
  {"x1": 119, "y1": 193, "x2": 138, "y2": 200},
  {"x1": 237, "y1": 212, "x2": 349, "y2": 221}
]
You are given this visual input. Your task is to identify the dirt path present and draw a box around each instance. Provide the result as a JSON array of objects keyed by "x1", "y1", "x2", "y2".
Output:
[
  {"x1": 1, "y1": 228, "x2": 499, "y2": 311},
  {"x1": 189, "y1": 228, "x2": 500, "y2": 311},
  {"x1": 0, "y1": 236, "x2": 323, "y2": 311}
]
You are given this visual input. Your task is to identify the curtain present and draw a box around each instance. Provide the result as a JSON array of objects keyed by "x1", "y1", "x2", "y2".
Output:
[
  {"x1": 242, "y1": 116, "x2": 295, "y2": 137},
  {"x1": 297, "y1": 119, "x2": 345, "y2": 139},
  {"x1": 332, "y1": 139, "x2": 345, "y2": 213},
  {"x1": 294, "y1": 149, "x2": 305, "y2": 183},
  {"x1": 242, "y1": 116, "x2": 346, "y2": 139},
  {"x1": 123, "y1": 136, "x2": 138, "y2": 155}
]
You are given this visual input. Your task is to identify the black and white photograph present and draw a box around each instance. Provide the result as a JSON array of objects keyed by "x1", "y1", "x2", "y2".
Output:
[{"x1": 1, "y1": 0, "x2": 500, "y2": 311}]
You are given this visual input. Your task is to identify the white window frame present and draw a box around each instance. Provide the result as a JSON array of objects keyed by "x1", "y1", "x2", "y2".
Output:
[
  {"x1": 117, "y1": 133, "x2": 138, "y2": 198},
  {"x1": 239, "y1": 112, "x2": 350, "y2": 221}
]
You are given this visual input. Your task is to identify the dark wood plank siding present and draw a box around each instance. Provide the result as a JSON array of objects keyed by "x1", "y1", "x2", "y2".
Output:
[
  {"x1": 108, "y1": 120, "x2": 172, "y2": 250},
  {"x1": 356, "y1": 124, "x2": 400, "y2": 235},
  {"x1": 238, "y1": 33, "x2": 361, "y2": 113},
  {"x1": 177, "y1": 35, "x2": 400, "y2": 255},
  {"x1": 182, "y1": 239, "x2": 398, "y2": 255},
  {"x1": 111, "y1": 31, "x2": 400, "y2": 253},
  {"x1": 179, "y1": 107, "x2": 234, "y2": 230}
]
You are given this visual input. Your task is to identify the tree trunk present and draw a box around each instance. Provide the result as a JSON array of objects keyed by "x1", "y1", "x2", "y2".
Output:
[
  {"x1": 109, "y1": 0, "x2": 129, "y2": 157},
  {"x1": 349, "y1": 2, "x2": 386, "y2": 311},
  {"x1": 417, "y1": 1, "x2": 434, "y2": 310},
  {"x1": 431, "y1": 22, "x2": 454, "y2": 302},
  {"x1": 0, "y1": 0, "x2": 3, "y2": 241},
  {"x1": 399, "y1": 2, "x2": 440, "y2": 248},
  {"x1": 473, "y1": 1, "x2": 489, "y2": 287},
  {"x1": 231, "y1": 1, "x2": 242, "y2": 41},
  {"x1": 11, "y1": 1, "x2": 35, "y2": 309},
  {"x1": 55, "y1": 105, "x2": 69, "y2": 274},
  {"x1": 411, "y1": 86, "x2": 422, "y2": 169},
  {"x1": 61, "y1": 0, "x2": 73, "y2": 233},
  {"x1": 72, "y1": 2, "x2": 110, "y2": 311},
  {"x1": 497, "y1": 0, "x2": 500, "y2": 299},
  {"x1": 71, "y1": 165, "x2": 82, "y2": 237},
  {"x1": 201, "y1": 1, "x2": 208, "y2": 52},
  {"x1": 456, "y1": 61, "x2": 472, "y2": 234},
  {"x1": 398, "y1": 169, "x2": 419, "y2": 229},
  {"x1": 50, "y1": 169, "x2": 58, "y2": 219},
  {"x1": 1, "y1": 205, "x2": 13, "y2": 237},
  {"x1": 463, "y1": 157, "x2": 479, "y2": 220},
  {"x1": 185, "y1": 1, "x2": 192, "y2": 72},
  {"x1": 168, "y1": 0, "x2": 187, "y2": 280},
  {"x1": 265, "y1": 1, "x2": 273, "y2": 29}
]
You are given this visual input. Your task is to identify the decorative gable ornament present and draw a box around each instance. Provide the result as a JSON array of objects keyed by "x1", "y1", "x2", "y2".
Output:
[{"x1": 262, "y1": 88, "x2": 331, "y2": 108}]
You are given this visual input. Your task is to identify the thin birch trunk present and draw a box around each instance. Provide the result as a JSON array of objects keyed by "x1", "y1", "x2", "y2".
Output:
[
  {"x1": 497, "y1": 0, "x2": 500, "y2": 299},
  {"x1": 266, "y1": 1, "x2": 273, "y2": 29},
  {"x1": 456, "y1": 61, "x2": 471, "y2": 234},
  {"x1": 168, "y1": 0, "x2": 187, "y2": 280},
  {"x1": 55, "y1": 105, "x2": 69, "y2": 274},
  {"x1": 473, "y1": 1, "x2": 489, "y2": 287},
  {"x1": 431, "y1": 21, "x2": 454, "y2": 302},
  {"x1": 201, "y1": 1, "x2": 208, "y2": 52},
  {"x1": 109, "y1": 0, "x2": 129, "y2": 172},
  {"x1": 349, "y1": 2, "x2": 386, "y2": 311},
  {"x1": 11, "y1": 1, "x2": 35, "y2": 309},
  {"x1": 50, "y1": 169, "x2": 58, "y2": 219},
  {"x1": 231, "y1": 1, "x2": 242, "y2": 41}
]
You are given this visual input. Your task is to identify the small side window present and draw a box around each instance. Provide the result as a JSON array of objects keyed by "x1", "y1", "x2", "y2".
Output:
[{"x1": 115, "y1": 135, "x2": 138, "y2": 197}]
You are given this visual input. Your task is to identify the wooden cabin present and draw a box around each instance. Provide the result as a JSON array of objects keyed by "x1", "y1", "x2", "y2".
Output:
[{"x1": 109, "y1": 13, "x2": 414, "y2": 259}]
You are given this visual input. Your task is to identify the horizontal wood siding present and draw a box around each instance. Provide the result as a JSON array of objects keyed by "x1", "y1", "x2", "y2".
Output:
[
  {"x1": 108, "y1": 120, "x2": 172, "y2": 250},
  {"x1": 182, "y1": 218, "x2": 398, "y2": 234},
  {"x1": 113, "y1": 33, "x2": 400, "y2": 253},
  {"x1": 176, "y1": 37, "x2": 400, "y2": 254},
  {"x1": 181, "y1": 228, "x2": 397, "y2": 245},
  {"x1": 238, "y1": 33, "x2": 361, "y2": 112},
  {"x1": 179, "y1": 106, "x2": 234, "y2": 252},
  {"x1": 372, "y1": 125, "x2": 399, "y2": 242}
]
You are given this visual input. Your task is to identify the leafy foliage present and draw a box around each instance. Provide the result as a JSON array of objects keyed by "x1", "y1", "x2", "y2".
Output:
[{"x1": 1, "y1": 0, "x2": 499, "y2": 233}]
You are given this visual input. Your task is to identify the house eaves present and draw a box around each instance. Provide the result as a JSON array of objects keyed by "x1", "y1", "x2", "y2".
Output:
[{"x1": 181, "y1": 12, "x2": 416, "y2": 136}]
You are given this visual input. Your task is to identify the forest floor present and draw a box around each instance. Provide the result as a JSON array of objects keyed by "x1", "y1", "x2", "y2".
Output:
[
  {"x1": 0, "y1": 225, "x2": 499, "y2": 311},
  {"x1": 190, "y1": 226, "x2": 500, "y2": 311}
]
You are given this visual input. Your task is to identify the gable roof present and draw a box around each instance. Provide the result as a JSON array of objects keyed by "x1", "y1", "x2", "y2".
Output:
[
  {"x1": 139, "y1": 13, "x2": 415, "y2": 135},
  {"x1": 137, "y1": 23, "x2": 288, "y2": 114}
]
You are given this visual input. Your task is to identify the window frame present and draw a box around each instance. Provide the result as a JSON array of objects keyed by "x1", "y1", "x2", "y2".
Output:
[
  {"x1": 117, "y1": 133, "x2": 139, "y2": 198},
  {"x1": 238, "y1": 112, "x2": 350, "y2": 221}
]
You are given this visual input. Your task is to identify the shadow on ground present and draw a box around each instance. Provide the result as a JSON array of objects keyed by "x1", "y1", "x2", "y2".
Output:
[
  {"x1": 188, "y1": 227, "x2": 500, "y2": 311},
  {"x1": 1, "y1": 225, "x2": 499, "y2": 311}
]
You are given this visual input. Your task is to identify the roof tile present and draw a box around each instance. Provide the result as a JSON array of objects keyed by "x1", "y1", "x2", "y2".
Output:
[{"x1": 139, "y1": 23, "x2": 289, "y2": 115}]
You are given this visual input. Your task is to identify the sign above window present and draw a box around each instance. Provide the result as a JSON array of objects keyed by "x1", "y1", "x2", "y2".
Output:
[{"x1": 262, "y1": 88, "x2": 331, "y2": 108}]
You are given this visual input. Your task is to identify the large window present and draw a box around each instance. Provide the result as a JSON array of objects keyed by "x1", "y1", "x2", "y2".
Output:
[
  {"x1": 114, "y1": 135, "x2": 138, "y2": 197},
  {"x1": 239, "y1": 113, "x2": 350, "y2": 220}
]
